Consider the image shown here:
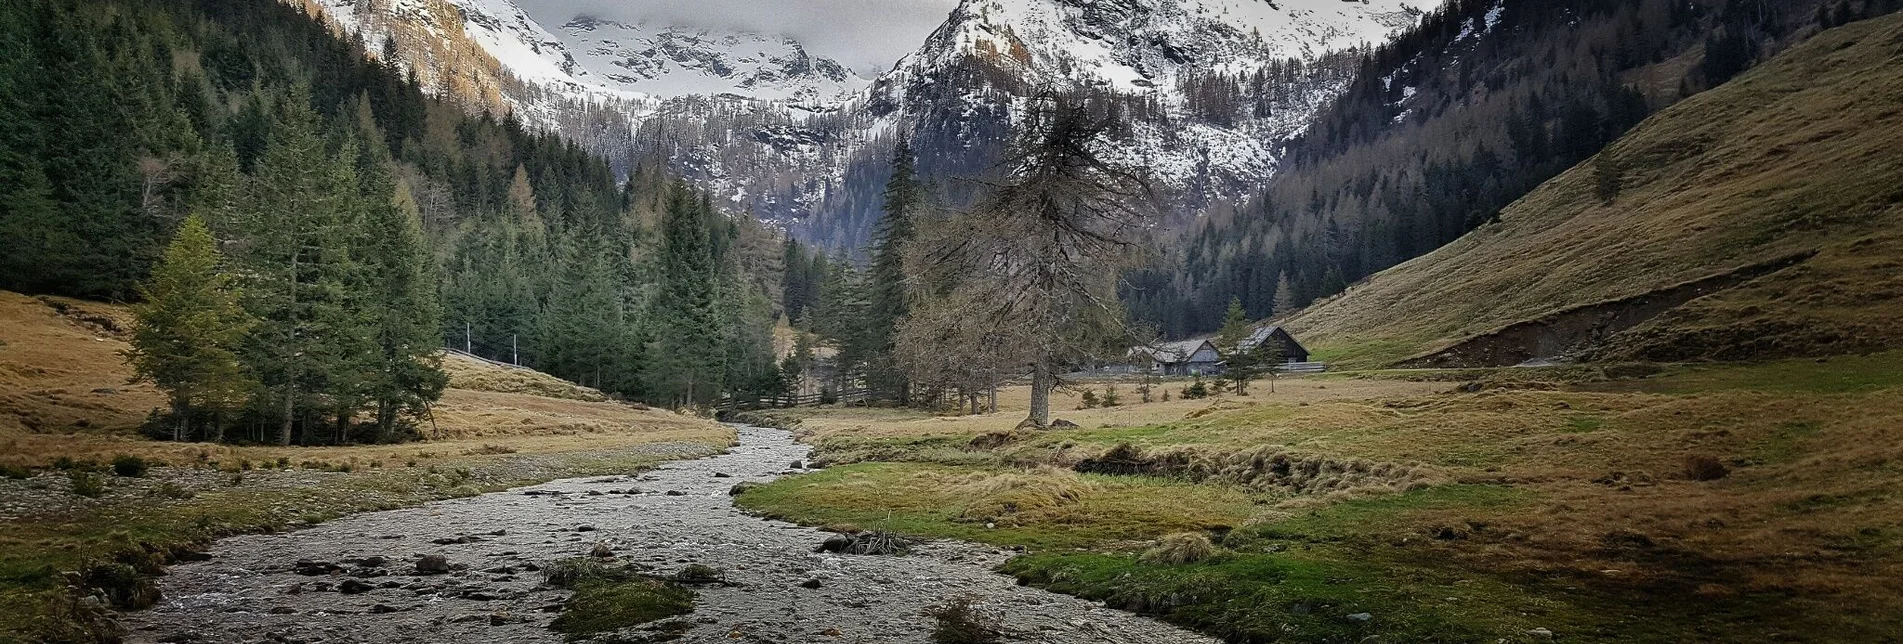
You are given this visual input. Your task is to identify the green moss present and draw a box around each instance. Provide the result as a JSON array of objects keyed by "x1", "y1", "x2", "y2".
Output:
[
  {"x1": 738, "y1": 462, "x2": 1257, "y2": 551},
  {"x1": 1590, "y1": 352, "x2": 1903, "y2": 395},
  {"x1": 548, "y1": 578, "x2": 694, "y2": 638}
]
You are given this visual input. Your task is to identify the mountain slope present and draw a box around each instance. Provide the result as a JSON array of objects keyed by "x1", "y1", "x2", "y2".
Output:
[
  {"x1": 1283, "y1": 11, "x2": 1903, "y2": 367},
  {"x1": 303, "y1": 0, "x2": 1428, "y2": 251}
]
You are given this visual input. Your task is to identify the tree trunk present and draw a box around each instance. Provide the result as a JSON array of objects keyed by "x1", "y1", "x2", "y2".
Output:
[
  {"x1": 173, "y1": 399, "x2": 188, "y2": 442},
  {"x1": 1027, "y1": 359, "x2": 1052, "y2": 426},
  {"x1": 988, "y1": 369, "x2": 998, "y2": 414},
  {"x1": 279, "y1": 385, "x2": 295, "y2": 446},
  {"x1": 279, "y1": 243, "x2": 298, "y2": 447}
]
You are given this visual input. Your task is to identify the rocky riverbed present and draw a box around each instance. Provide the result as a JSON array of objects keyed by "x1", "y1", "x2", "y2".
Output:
[{"x1": 124, "y1": 426, "x2": 1215, "y2": 643}]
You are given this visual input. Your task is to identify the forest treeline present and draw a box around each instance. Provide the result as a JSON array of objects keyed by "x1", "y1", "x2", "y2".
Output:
[
  {"x1": 1131, "y1": 0, "x2": 1903, "y2": 337},
  {"x1": 0, "y1": 0, "x2": 784, "y2": 443}
]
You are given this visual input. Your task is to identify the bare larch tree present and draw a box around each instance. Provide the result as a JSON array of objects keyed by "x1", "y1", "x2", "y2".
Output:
[{"x1": 900, "y1": 90, "x2": 1156, "y2": 427}]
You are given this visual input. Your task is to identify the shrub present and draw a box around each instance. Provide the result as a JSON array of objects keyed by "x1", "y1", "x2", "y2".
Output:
[
  {"x1": 0, "y1": 463, "x2": 32, "y2": 479},
  {"x1": 1140, "y1": 532, "x2": 1216, "y2": 565},
  {"x1": 926, "y1": 595, "x2": 1002, "y2": 644},
  {"x1": 1079, "y1": 389, "x2": 1099, "y2": 409},
  {"x1": 1181, "y1": 380, "x2": 1209, "y2": 400},
  {"x1": 52, "y1": 456, "x2": 77, "y2": 470},
  {"x1": 1684, "y1": 455, "x2": 1730, "y2": 481},
  {"x1": 1102, "y1": 385, "x2": 1121, "y2": 407},
  {"x1": 111, "y1": 455, "x2": 149, "y2": 478},
  {"x1": 81, "y1": 562, "x2": 161, "y2": 610},
  {"x1": 69, "y1": 471, "x2": 106, "y2": 498}
]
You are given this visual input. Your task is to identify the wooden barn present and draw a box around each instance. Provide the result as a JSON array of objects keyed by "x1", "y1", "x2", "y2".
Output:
[
  {"x1": 1238, "y1": 326, "x2": 1310, "y2": 364},
  {"x1": 1129, "y1": 339, "x2": 1223, "y2": 376}
]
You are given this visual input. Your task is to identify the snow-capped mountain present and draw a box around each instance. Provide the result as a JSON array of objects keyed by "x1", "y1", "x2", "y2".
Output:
[
  {"x1": 303, "y1": 0, "x2": 1427, "y2": 249},
  {"x1": 554, "y1": 17, "x2": 866, "y2": 102},
  {"x1": 307, "y1": 0, "x2": 863, "y2": 104}
]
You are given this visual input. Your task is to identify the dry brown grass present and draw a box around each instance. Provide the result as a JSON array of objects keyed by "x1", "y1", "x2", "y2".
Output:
[
  {"x1": 788, "y1": 376, "x2": 1439, "y2": 445},
  {"x1": 1140, "y1": 532, "x2": 1217, "y2": 565},
  {"x1": 772, "y1": 359, "x2": 1903, "y2": 633},
  {"x1": 1285, "y1": 15, "x2": 1903, "y2": 367},
  {"x1": 0, "y1": 291, "x2": 730, "y2": 469},
  {"x1": 442, "y1": 353, "x2": 609, "y2": 401}
]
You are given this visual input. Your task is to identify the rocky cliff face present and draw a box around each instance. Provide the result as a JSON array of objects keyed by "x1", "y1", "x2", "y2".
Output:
[{"x1": 304, "y1": 0, "x2": 1425, "y2": 249}]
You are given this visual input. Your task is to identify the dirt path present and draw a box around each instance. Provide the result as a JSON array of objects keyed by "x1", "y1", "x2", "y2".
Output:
[{"x1": 125, "y1": 426, "x2": 1215, "y2": 643}]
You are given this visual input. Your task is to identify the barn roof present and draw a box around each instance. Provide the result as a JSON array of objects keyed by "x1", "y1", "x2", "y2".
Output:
[
  {"x1": 1239, "y1": 326, "x2": 1309, "y2": 356},
  {"x1": 1129, "y1": 339, "x2": 1217, "y2": 364}
]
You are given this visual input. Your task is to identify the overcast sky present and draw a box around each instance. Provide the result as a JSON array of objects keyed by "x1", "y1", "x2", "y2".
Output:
[{"x1": 515, "y1": 0, "x2": 962, "y2": 75}]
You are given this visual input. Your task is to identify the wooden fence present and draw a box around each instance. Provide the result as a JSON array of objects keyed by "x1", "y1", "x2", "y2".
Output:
[{"x1": 714, "y1": 388, "x2": 871, "y2": 412}]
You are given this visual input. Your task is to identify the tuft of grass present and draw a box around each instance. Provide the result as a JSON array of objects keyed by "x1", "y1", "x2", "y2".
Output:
[
  {"x1": 0, "y1": 464, "x2": 32, "y2": 480},
  {"x1": 147, "y1": 483, "x2": 194, "y2": 500},
  {"x1": 671, "y1": 564, "x2": 725, "y2": 584},
  {"x1": 926, "y1": 595, "x2": 1003, "y2": 644},
  {"x1": 1139, "y1": 533, "x2": 1216, "y2": 565}
]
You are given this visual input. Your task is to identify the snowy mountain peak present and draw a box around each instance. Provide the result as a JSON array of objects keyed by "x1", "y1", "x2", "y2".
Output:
[
  {"x1": 554, "y1": 16, "x2": 866, "y2": 102},
  {"x1": 894, "y1": 0, "x2": 1425, "y2": 93},
  {"x1": 312, "y1": 0, "x2": 865, "y2": 103}
]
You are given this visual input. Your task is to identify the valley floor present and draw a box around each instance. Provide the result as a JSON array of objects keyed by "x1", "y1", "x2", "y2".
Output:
[
  {"x1": 0, "y1": 291, "x2": 736, "y2": 642},
  {"x1": 737, "y1": 358, "x2": 1903, "y2": 642}
]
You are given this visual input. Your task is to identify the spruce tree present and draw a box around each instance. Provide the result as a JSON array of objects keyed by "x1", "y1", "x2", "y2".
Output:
[
  {"x1": 126, "y1": 215, "x2": 256, "y2": 442},
  {"x1": 1215, "y1": 297, "x2": 1260, "y2": 395},
  {"x1": 361, "y1": 159, "x2": 447, "y2": 441},
  {"x1": 648, "y1": 183, "x2": 723, "y2": 406},
  {"x1": 866, "y1": 138, "x2": 920, "y2": 403}
]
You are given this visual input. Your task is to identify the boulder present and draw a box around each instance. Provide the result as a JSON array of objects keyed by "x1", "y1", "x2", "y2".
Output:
[{"x1": 415, "y1": 555, "x2": 451, "y2": 575}]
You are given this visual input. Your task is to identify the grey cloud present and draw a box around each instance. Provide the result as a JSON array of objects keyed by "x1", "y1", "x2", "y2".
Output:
[{"x1": 515, "y1": 0, "x2": 962, "y2": 75}]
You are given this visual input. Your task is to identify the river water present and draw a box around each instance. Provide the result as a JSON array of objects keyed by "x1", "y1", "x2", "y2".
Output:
[{"x1": 124, "y1": 426, "x2": 1214, "y2": 643}]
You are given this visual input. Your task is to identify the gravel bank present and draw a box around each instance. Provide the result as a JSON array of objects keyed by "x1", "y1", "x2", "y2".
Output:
[{"x1": 123, "y1": 426, "x2": 1214, "y2": 643}]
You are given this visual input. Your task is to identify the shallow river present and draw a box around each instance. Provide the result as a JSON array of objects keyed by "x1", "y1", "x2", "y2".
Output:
[{"x1": 125, "y1": 426, "x2": 1214, "y2": 643}]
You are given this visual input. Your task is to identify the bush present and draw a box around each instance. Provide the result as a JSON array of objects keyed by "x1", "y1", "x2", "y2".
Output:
[
  {"x1": 1181, "y1": 379, "x2": 1209, "y2": 400},
  {"x1": 1079, "y1": 389, "x2": 1099, "y2": 409},
  {"x1": 1684, "y1": 455, "x2": 1730, "y2": 481},
  {"x1": 1102, "y1": 385, "x2": 1121, "y2": 407},
  {"x1": 0, "y1": 463, "x2": 32, "y2": 479},
  {"x1": 69, "y1": 471, "x2": 106, "y2": 498},
  {"x1": 111, "y1": 455, "x2": 149, "y2": 478},
  {"x1": 1140, "y1": 532, "x2": 1216, "y2": 565},
  {"x1": 81, "y1": 562, "x2": 161, "y2": 610},
  {"x1": 926, "y1": 595, "x2": 1002, "y2": 644}
]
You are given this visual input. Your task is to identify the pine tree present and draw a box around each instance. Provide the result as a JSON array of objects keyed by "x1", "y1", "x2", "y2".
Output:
[
  {"x1": 648, "y1": 183, "x2": 723, "y2": 407},
  {"x1": 361, "y1": 160, "x2": 447, "y2": 441},
  {"x1": 1215, "y1": 297, "x2": 1260, "y2": 396},
  {"x1": 866, "y1": 138, "x2": 920, "y2": 403},
  {"x1": 126, "y1": 215, "x2": 256, "y2": 442},
  {"x1": 237, "y1": 87, "x2": 369, "y2": 445}
]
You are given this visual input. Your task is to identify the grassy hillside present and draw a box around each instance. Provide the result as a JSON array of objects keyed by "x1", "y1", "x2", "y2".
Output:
[
  {"x1": 1284, "y1": 13, "x2": 1903, "y2": 368},
  {"x1": 0, "y1": 290, "x2": 722, "y2": 467}
]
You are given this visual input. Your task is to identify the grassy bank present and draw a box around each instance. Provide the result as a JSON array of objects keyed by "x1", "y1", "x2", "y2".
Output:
[{"x1": 739, "y1": 356, "x2": 1903, "y2": 642}]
